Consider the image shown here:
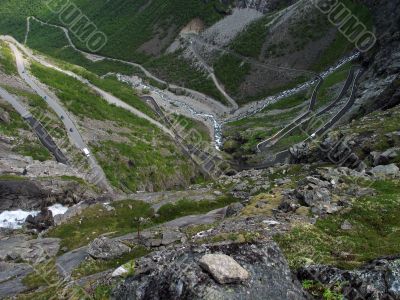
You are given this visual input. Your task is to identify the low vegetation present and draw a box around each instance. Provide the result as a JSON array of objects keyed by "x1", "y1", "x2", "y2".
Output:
[
  {"x1": 48, "y1": 195, "x2": 238, "y2": 250},
  {"x1": 0, "y1": 41, "x2": 17, "y2": 75},
  {"x1": 30, "y1": 61, "x2": 198, "y2": 191},
  {"x1": 0, "y1": 99, "x2": 54, "y2": 161},
  {"x1": 312, "y1": 0, "x2": 373, "y2": 71},
  {"x1": 214, "y1": 53, "x2": 251, "y2": 98},
  {"x1": 144, "y1": 52, "x2": 228, "y2": 105},
  {"x1": 275, "y1": 179, "x2": 400, "y2": 270},
  {"x1": 171, "y1": 114, "x2": 211, "y2": 143},
  {"x1": 72, "y1": 246, "x2": 149, "y2": 279},
  {"x1": 230, "y1": 15, "x2": 274, "y2": 58}
]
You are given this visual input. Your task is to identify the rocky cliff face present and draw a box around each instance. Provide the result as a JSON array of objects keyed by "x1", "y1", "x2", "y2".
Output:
[{"x1": 0, "y1": 179, "x2": 96, "y2": 211}]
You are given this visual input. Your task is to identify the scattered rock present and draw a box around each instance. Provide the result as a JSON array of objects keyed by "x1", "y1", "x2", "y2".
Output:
[
  {"x1": 255, "y1": 200, "x2": 268, "y2": 209},
  {"x1": 112, "y1": 265, "x2": 129, "y2": 278},
  {"x1": 262, "y1": 220, "x2": 280, "y2": 227},
  {"x1": 341, "y1": 220, "x2": 352, "y2": 230},
  {"x1": 373, "y1": 148, "x2": 399, "y2": 166},
  {"x1": 0, "y1": 109, "x2": 10, "y2": 124},
  {"x1": 0, "y1": 235, "x2": 60, "y2": 263},
  {"x1": 87, "y1": 237, "x2": 130, "y2": 260},
  {"x1": 274, "y1": 178, "x2": 291, "y2": 186},
  {"x1": 225, "y1": 202, "x2": 244, "y2": 217},
  {"x1": 370, "y1": 163, "x2": 399, "y2": 177},
  {"x1": 298, "y1": 257, "x2": 400, "y2": 299},
  {"x1": 199, "y1": 253, "x2": 249, "y2": 284},
  {"x1": 231, "y1": 182, "x2": 247, "y2": 192},
  {"x1": 161, "y1": 230, "x2": 183, "y2": 246}
]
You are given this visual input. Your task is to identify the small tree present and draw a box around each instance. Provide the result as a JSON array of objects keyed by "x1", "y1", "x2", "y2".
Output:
[{"x1": 133, "y1": 217, "x2": 150, "y2": 240}]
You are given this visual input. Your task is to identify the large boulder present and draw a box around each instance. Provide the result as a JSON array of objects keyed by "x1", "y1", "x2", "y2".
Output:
[
  {"x1": 372, "y1": 148, "x2": 400, "y2": 166},
  {"x1": 225, "y1": 202, "x2": 244, "y2": 217},
  {"x1": 112, "y1": 242, "x2": 308, "y2": 300},
  {"x1": 25, "y1": 208, "x2": 54, "y2": 231},
  {"x1": 87, "y1": 237, "x2": 130, "y2": 260},
  {"x1": 0, "y1": 108, "x2": 10, "y2": 124},
  {"x1": 370, "y1": 163, "x2": 399, "y2": 177},
  {"x1": 199, "y1": 253, "x2": 249, "y2": 284}
]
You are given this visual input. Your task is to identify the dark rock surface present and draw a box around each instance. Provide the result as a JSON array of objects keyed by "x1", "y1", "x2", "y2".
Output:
[
  {"x1": 298, "y1": 256, "x2": 400, "y2": 300},
  {"x1": 25, "y1": 208, "x2": 54, "y2": 231},
  {"x1": 56, "y1": 246, "x2": 89, "y2": 278},
  {"x1": 225, "y1": 202, "x2": 244, "y2": 217},
  {"x1": 0, "y1": 262, "x2": 33, "y2": 298},
  {"x1": 112, "y1": 241, "x2": 308, "y2": 300},
  {"x1": 0, "y1": 179, "x2": 95, "y2": 212}
]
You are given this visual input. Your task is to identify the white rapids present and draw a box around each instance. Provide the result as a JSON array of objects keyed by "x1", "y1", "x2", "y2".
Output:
[{"x1": 0, "y1": 204, "x2": 69, "y2": 229}]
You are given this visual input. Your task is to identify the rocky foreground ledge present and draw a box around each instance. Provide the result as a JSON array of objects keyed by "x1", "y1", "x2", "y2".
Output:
[{"x1": 112, "y1": 241, "x2": 307, "y2": 300}]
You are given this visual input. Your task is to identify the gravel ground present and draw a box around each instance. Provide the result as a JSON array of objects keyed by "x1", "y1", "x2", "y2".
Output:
[{"x1": 202, "y1": 8, "x2": 264, "y2": 47}]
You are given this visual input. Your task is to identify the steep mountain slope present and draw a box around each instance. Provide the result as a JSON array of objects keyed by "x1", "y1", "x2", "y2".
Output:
[
  {"x1": 0, "y1": 0, "x2": 227, "y2": 60},
  {"x1": 0, "y1": 1, "x2": 399, "y2": 299}
]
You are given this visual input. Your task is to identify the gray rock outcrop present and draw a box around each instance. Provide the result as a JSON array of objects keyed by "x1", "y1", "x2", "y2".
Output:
[
  {"x1": 298, "y1": 257, "x2": 400, "y2": 299},
  {"x1": 25, "y1": 208, "x2": 54, "y2": 231},
  {"x1": 112, "y1": 242, "x2": 308, "y2": 300},
  {"x1": 370, "y1": 163, "x2": 400, "y2": 177},
  {"x1": 0, "y1": 234, "x2": 60, "y2": 263},
  {"x1": 87, "y1": 237, "x2": 130, "y2": 260}
]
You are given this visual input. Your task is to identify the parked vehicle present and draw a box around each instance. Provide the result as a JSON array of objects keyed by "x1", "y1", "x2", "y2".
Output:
[{"x1": 82, "y1": 148, "x2": 91, "y2": 157}]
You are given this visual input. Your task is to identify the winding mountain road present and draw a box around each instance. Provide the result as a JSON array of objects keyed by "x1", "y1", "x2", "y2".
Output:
[
  {"x1": 3, "y1": 36, "x2": 222, "y2": 179},
  {"x1": 256, "y1": 66, "x2": 359, "y2": 152},
  {"x1": 3, "y1": 37, "x2": 175, "y2": 139},
  {"x1": 0, "y1": 86, "x2": 68, "y2": 163},
  {"x1": 10, "y1": 43, "x2": 86, "y2": 150},
  {"x1": 6, "y1": 41, "x2": 110, "y2": 190},
  {"x1": 25, "y1": 16, "x2": 231, "y2": 114},
  {"x1": 0, "y1": 87, "x2": 31, "y2": 118}
]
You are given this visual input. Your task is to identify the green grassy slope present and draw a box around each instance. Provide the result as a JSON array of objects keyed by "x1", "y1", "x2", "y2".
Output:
[
  {"x1": 0, "y1": 0, "x2": 226, "y2": 61},
  {"x1": 30, "y1": 61, "x2": 199, "y2": 192}
]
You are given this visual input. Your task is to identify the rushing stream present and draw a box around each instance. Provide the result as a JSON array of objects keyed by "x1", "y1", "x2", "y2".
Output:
[{"x1": 0, "y1": 204, "x2": 68, "y2": 229}]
